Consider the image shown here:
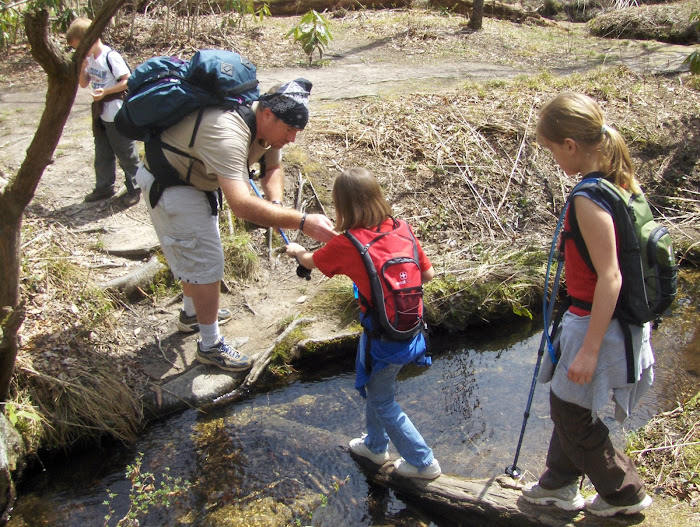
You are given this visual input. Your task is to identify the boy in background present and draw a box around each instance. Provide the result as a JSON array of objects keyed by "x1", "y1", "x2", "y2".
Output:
[{"x1": 67, "y1": 17, "x2": 141, "y2": 206}]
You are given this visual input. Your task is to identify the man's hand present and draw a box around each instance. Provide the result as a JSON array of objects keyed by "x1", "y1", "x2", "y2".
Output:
[
  {"x1": 303, "y1": 213, "x2": 336, "y2": 243},
  {"x1": 91, "y1": 88, "x2": 105, "y2": 101}
]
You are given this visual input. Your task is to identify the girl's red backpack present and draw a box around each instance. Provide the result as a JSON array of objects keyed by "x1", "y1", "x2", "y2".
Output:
[{"x1": 344, "y1": 219, "x2": 425, "y2": 341}]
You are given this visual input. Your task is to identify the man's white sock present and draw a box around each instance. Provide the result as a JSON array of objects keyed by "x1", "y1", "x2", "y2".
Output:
[
  {"x1": 199, "y1": 322, "x2": 221, "y2": 349},
  {"x1": 183, "y1": 296, "x2": 196, "y2": 317}
]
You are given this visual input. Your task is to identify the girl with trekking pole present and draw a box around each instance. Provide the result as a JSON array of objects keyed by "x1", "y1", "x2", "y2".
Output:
[
  {"x1": 521, "y1": 92, "x2": 654, "y2": 516},
  {"x1": 284, "y1": 167, "x2": 441, "y2": 479}
]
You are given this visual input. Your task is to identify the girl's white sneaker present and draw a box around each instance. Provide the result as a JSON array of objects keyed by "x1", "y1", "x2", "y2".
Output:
[
  {"x1": 349, "y1": 437, "x2": 390, "y2": 465},
  {"x1": 393, "y1": 458, "x2": 441, "y2": 479}
]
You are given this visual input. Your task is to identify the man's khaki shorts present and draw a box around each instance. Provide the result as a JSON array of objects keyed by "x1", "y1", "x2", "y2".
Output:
[{"x1": 136, "y1": 165, "x2": 224, "y2": 284}]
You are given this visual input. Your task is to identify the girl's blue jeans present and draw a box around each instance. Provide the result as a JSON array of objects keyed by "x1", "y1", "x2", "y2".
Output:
[{"x1": 363, "y1": 362, "x2": 434, "y2": 468}]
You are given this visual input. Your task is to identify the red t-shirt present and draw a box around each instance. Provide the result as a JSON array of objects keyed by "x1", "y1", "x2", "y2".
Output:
[
  {"x1": 564, "y1": 193, "x2": 617, "y2": 316},
  {"x1": 312, "y1": 218, "x2": 432, "y2": 312}
]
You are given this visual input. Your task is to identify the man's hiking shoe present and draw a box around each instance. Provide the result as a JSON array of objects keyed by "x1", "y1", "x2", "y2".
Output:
[
  {"x1": 177, "y1": 308, "x2": 233, "y2": 333},
  {"x1": 585, "y1": 494, "x2": 652, "y2": 517},
  {"x1": 521, "y1": 482, "x2": 585, "y2": 511},
  {"x1": 121, "y1": 189, "x2": 141, "y2": 207},
  {"x1": 84, "y1": 187, "x2": 115, "y2": 202},
  {"x1": 349, "y1": 436, "x2": 390, "y2": 465},
  {"x1": 393, "y1": 458, "x2": 441, "y2": 480},
  {"x1": 196, "y1": 338, "x2": 252, "y2": 372}
]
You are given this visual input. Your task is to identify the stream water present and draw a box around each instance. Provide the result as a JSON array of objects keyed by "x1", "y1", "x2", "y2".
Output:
[{"x1": 10, "y1": 271, "x2": 700, "y2": 527}]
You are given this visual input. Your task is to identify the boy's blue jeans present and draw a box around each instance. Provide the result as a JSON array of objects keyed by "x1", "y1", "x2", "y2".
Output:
[{"x1": 363, "y1": 362, "x2": 434, "y2": 468}]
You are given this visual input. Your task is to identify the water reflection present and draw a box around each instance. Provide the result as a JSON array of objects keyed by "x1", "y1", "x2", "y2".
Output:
[{"x1": 9, "y1": 272, "x2": 700, "y2": 526}]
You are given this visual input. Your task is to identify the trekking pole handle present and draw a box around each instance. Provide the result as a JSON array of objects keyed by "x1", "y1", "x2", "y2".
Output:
[{"x1": 248, "y1": 178, "x2": 311, "y2": 280}]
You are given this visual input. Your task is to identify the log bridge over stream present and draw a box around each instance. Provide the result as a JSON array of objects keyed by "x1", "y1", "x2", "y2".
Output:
[{"x1": 350, "y1": 454, "x2": 645, "y2": 526}]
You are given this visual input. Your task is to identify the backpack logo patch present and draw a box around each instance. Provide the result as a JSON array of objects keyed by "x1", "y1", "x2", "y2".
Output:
[{"x1": 220, "y1": 61, "x2": 234, "y2": 77}]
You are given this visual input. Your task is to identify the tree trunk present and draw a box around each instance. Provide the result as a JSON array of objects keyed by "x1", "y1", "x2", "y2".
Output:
[
  {"x1": 469, "y1": 0, "x2": 484, "y2": 30},
  {"x1": 0, "y1": 1, "x2": 129, "y2": 402}
]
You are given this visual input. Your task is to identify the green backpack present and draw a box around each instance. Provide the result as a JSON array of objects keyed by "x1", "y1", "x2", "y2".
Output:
[{"x1": 565, "y1": 175, "x2": 678, "y2": 382}]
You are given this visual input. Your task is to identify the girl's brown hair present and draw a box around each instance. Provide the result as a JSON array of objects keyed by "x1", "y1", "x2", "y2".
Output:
[
  {"x1": 537, "y1": 92, "x2": 640, "y2": 194},
  {"x1": 332, "y1": 167, "x2": 392, "y2": 232}
]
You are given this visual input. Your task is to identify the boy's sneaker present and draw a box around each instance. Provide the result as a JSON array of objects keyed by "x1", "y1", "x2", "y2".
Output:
[
  {"x1": 177, "y1": 308, "x2": 233, "y2": 333},
  {"x1": 585, "y1": 494, "x2": 652, "y2": 517},
  {"x1": 196, "y1": 338, "x2": 252, "y2": 372},
  {"x1": 349, "y1": 436, "x2": 390, "y2": 465},
  {"x1": 393, "y1": 458, "x2": 441, "y2": 480},
  {"x1": 521, "y1": 481, "x2": 585, "y2": 511},
  {"x1": 85, "y1": 187, "x2": 115, "y2": 202}
]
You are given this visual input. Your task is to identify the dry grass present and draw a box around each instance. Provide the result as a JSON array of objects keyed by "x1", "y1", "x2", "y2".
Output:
[
  {"x1": 308, "y1": 65, "x2": 700, "y2": 265},
  {"x1": 589, "y1": 0, "x2": 700, "y2": 44},
  {"x1": 15, "y1": 217, "x2": 144, "y2": 448},
  {"x1": 627, "y1": 392, "x2": 700, "y2": 503}
]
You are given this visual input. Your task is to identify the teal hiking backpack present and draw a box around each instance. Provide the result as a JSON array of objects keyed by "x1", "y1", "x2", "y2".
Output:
[
  {"x1": 115, "y1": 50, "x2": 259, "y2": 142},
  {"x1": 114, "y1": 50, "x2": 260, "y2": 215},
  {"x1": 563, "y1": 175, "x2": 678, "y2": 382}
]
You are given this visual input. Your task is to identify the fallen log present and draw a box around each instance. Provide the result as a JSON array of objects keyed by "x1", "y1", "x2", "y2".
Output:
[
  {"x1": 262, "y1": 0, "x2": 411, "y2": 16},
  {"x1": 350, "y1": 453, "x2": 624, "y2": 526},
  {"x1": 99, "y1": 255, "x2": 164, "y2": 297},
  {"x1": 429, "y1": 0, "x2": 546, "y2": 24}
]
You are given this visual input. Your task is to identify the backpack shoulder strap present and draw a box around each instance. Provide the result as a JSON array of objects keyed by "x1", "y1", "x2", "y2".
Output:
[
  {"x1": 566, "y1": 177, "x2": 607, "y2": 274},
  {"x1": 188, "y1": 104, "x2": 257, "y2": 150},
  {"x1": 343, "y1": 230, "x2": 380, "y2": 319},
  {"x1": 105, "y1": 50, "x2": 114, "y2": 77},
  {"x1": 236, "y1": 104, "x2": 257, "y2": 145}
]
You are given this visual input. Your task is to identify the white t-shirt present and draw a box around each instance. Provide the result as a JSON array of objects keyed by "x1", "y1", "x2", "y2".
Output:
[{"x1": 85, "y1": 45, "x2": 130, "y2": 122}]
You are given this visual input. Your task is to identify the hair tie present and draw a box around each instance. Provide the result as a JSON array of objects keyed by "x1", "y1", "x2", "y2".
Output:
[{"x1": 601, "y1": 124, "x2": 609, "y2": 135}]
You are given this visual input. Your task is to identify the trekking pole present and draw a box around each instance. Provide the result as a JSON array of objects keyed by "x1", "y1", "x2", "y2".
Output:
[
  {"x1": 505, "y1": 203, "x2": 569, "y2": 479},
  {"x1": 248, "y1": 178, "x2": 312, "y2": 280}
]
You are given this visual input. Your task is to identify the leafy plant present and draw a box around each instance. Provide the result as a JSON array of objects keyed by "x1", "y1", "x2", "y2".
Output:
[
  {"x1": 0, "y1": 2, "x2": 22, "y2": 49},
  {"x1": 223, "y1": 0, "x2": 271, "y2": 28},
  {"x1": 2, "y1": 401, "x2": 41, "y2": 427},
  {"x1": 103, "y1": 453, "x2": 189, "y2": 526},
  {"x1": 684, "y1": 10, "x2": 700, "y2": 74},
  {"x1": 53, "y1": 6, "x2": 78, "y2": 33},
  {"x1": 287, "y1": 10, "x2": 333, "y2": 66}
]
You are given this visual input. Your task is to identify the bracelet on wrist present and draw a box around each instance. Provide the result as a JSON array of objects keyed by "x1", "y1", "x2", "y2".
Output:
[{"x1": 299, "y1": 213, "x2": 308, "y2": 233}]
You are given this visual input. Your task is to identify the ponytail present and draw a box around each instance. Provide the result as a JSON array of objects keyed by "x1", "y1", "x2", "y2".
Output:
[
  {"x1": 537, "y1": 92, "x2": 640, "y2": 194},
  {"x1": 600, "y1": 125, "x2": 640, "y2": 194}
]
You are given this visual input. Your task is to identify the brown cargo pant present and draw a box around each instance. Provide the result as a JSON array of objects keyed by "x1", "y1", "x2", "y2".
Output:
[{"x1": 538, "y1": 391, "x2": 648, "y2": 506}]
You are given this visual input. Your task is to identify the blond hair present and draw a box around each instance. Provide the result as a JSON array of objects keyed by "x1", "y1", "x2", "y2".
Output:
[
  {"x1": 332, "y1": 167, "x2": 392, "y2": 232},
  {"x1": 537, "y1": 92, "x2": 640, "y2": 194},
  {"x1": 66, "y1": 17, "x2": 92, "y2": 44}
]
